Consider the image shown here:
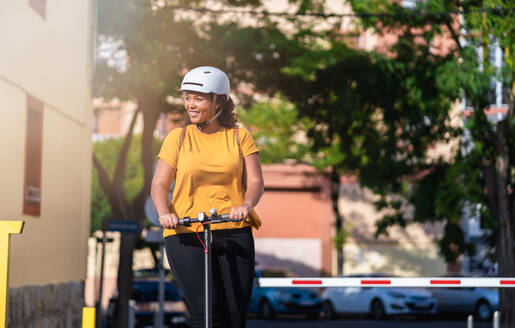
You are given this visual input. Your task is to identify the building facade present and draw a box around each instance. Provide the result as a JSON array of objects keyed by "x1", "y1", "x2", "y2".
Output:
[
  {"x1": 339, "y1": 176, "x2": 448, "y2": 277},
  {"x1": 253, "y1": 163, "x2": 335, "y2": 276},
  {"x1": 0, "y1": 0, "x2": 94, "y2": 326}
]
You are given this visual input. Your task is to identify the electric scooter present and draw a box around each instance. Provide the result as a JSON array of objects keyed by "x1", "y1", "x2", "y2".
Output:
[{"x1": 177, "y1": 208, "x2": 240, "y2": 328}]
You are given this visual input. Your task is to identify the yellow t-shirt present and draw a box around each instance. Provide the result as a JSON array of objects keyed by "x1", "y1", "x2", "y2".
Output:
[{"x1": 157, "y1": 124, "x2": 262, "y2": 237}]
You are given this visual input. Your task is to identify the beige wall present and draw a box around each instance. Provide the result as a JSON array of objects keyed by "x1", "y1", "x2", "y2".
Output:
[
  {"x1": 0, "y1": 0, "x2": 93, "y2": 123},
  {"x1": 339, "y1": 179, "x2": 447, "y2": 276},
  {"x1": 92, "y1": 99, "x2": 143, "y2": 139},
  {"x1": 0, "y1": 0, "x2": 93, "y2": 287},
  {"x1": 343, "y1": 242, "x2": 446, "y2": 277}
]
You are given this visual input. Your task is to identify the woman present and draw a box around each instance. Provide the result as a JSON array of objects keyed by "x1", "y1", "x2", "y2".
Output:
[{"x1": 151, "y1": 66, "x2": 264, "y2": 328}]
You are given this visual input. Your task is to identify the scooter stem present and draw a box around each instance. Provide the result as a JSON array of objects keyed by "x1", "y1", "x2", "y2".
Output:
[{"x1": 204, "y1": 210, "x2": 213, "y2": 328}]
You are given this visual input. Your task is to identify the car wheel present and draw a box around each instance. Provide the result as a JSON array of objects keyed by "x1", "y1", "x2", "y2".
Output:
[
  {"x1": 259, "y1": 299, "x2": 275, "y2": 320},
  {"x1": 320, "y1": 301, "x2": 335, "y2": 320},
  {"x1": 475, "y1": 300, "x2": 493, "y2": 321},
  {"x1": 370, "y1": 299, "x2": 386, "y2": 320}
]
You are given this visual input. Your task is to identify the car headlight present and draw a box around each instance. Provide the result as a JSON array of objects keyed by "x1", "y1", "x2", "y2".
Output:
[{"x1": 387, "y1": 291, "x2": 406, "y2": 299}]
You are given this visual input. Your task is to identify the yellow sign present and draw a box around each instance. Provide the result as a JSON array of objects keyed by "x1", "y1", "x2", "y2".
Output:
[{"x1": 0, "y1": 221, "x2": 24, "y2": 328}]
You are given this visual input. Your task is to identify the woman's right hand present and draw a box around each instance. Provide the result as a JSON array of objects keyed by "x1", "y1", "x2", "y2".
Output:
[{"x1": 159, "y1": 213, "x2": 179, "y2": 229}]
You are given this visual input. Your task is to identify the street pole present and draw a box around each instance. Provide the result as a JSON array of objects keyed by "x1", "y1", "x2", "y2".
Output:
[
  {"x1": 96, "y1": 229, "x2": 107, "y2": 328},
  {"x1": 467, "y1": 315, "x2": 473, "y2": 328},
  {"x1": 493, "y1": 311, "x2": 500, "y2": 328},
  {"x1": 155, "y1": 242, "x2": 165, "y2": 328},
  {"x1": 204, "y1": 215, "x2": 212, "y2": 328}
]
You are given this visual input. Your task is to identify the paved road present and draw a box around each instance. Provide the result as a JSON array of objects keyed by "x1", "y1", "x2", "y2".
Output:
[{"x1": 247, "y1": 316, "x2": 492, "y2": 328}]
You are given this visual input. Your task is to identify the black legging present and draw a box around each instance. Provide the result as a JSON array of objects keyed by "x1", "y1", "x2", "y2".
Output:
[{"x1": 164, "y1": 227, "x2": 255, "y2": 328}]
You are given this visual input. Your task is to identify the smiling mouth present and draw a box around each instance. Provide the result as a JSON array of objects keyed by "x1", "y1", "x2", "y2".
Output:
[{"x1": 188, "y1": 111, "x2": 200, "y2": 117}]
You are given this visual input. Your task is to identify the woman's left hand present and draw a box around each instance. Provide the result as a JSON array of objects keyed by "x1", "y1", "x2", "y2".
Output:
[{"x1": 229, "y1": 205, "x2": 251, "y2": 221}]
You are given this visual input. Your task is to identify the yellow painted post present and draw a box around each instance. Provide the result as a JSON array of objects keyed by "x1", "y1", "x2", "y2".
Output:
[
  {"x1": 0, "y1": 220, "x2": 24, "y2": 328},
  {"x1": 82, "y1": 307, "x2": 96, "y2": 328}
]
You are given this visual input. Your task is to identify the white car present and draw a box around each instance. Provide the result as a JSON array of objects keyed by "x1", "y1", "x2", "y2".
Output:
[{"x1": 321, "y1": 274, "x2": 437, "y2": 319}]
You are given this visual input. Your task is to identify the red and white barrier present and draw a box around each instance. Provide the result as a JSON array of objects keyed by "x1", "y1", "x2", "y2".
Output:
[{"x1": 257, "y1": 277, "x2": 515, "y2": 288}]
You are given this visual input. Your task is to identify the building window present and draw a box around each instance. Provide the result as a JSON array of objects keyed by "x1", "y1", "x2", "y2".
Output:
[
  {"x1": 462, "y1": 42, "x2": 508, "y2": 112},
  {"x1": 29, "y1": 0, "x2": 46, "y2": 20},
  {"x1": 23, "y1": 95, "x2": 44, "y2": 216},
  {"x1": 490, "y1": 43, "x2": 508, "y2": 107}
]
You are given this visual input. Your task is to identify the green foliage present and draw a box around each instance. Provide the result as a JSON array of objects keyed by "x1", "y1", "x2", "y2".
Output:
[
  {"x1": 340, "y1": 0, "x2": 515, "y2": 266},
  {"x1": 201, "y1": 21, "x2": 306, "y2": 106},
  {"x1": 333, "y1": 221, "x2": 352, "y2": 250},
  {"x1": 238, "y1": 99, "x2": 313, "y2": 164},
  {"x1": 435, "y1": 164, "x2": 467, "y2": 224},
  {"x1": 237, "y1": 97, "x2": 348, "y2": 168},
  {"x1": 283, "y1": 39, "x2": 457, "y2": 188},
  {"x1": 91, "y1": 135, "x2": 160, "y2": 232},
  {"x1": 438, "y1": 222, "x2": 467, "y2": 264},
  {"x1": 95, "y1": 1, "x2": 200, "y2": 104},
  {"x1": 289, "y1": 0, "x2": 326, "y2": 14},
  {"x1": 91, "y1": 173, "x2": 111, "y2": 233}
]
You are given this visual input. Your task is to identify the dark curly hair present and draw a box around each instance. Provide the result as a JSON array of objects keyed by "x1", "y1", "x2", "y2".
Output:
[{"x1": 183, "y1": 93, "x2": 239, "y2": 129}]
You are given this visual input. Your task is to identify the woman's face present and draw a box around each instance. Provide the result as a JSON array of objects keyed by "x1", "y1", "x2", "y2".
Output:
[{"x1": 183, "y1": 91, "x2": 216, "y2": 124}]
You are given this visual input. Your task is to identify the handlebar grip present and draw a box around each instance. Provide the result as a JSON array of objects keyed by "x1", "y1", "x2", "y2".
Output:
[
  {"x1": 211, "y1": 213, "x2": 241, "y2": 223},
  {"x1": 178, "y1": 217, "x2": 191, "y2": 227}
]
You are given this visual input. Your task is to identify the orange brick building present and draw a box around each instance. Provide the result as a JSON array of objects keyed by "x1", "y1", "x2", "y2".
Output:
[{"x1": 254, "y1": 164, "x2": 335, "y2": 277}]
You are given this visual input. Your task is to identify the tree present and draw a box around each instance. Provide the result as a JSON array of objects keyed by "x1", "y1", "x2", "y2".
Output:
[
  {"x1": 91, "y1": 135, "x2": 160, "y2": 232},
  {"x1": 278, "y1": 0, "x2": 514, "y2": 325},
  {"x1": 238, "y1": 99, "x2": 313, "y2": 164},
  {"x1": 350, "y1": 1, "x2": 514, "y2": 325}
]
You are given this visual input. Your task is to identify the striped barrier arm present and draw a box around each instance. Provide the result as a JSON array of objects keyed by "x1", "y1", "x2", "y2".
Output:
[{"x1": 257, "y1": 277, "x2": 515, "y2": 288}]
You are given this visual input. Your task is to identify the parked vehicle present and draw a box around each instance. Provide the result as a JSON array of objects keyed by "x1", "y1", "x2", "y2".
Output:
[
  {"x1": 321, "y1": 274, "x2": 437, "y2": 319},
  {"x1": 248, "y1": 268, "x2": 323, "y2": 319},
  {"x1": 432, "y1": 286, "x2": 498, "y2": 321},
  {"x1": 107, "y1": 279, "x2": 190, "y2": 328}
]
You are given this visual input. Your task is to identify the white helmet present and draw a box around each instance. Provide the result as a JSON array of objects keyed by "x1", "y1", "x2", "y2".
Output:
[{"x1": 180, "y1": 66, "x2": 230, "y2": 100}]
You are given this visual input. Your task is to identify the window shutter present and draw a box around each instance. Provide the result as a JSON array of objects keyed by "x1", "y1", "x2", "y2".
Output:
[{"x1": 23, "y1": 95, "x2": 44, "y2": 216}]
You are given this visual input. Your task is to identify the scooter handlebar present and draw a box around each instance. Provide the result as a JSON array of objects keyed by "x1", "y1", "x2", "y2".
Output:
[{"x1": 178, "y1": 213, "x2": 237, "y2": 226}]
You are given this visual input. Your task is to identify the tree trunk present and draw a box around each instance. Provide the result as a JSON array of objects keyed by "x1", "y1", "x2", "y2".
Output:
[
  {"x1": 483, "y1": 109, "x2": 515, "y2": 328},
  {"x1": 134, "y1": 101, "x2": 161, "y2": 213},
  {"x1": 93, "y1": 104, "x2": 153, "y2": 327},
  {"x1": 330, "y1": 169, "x2": 344, "y2": 275},
  {"x1": 496, "y1": 92, "x2": 515, "y2": 328},
  {"x1": 113, "y1": 97, "x2": 162, "y2": 327},
  {"x1": 482, "y1": 159, "x2": 514, "y2": 328},
  {"x1": 114, "y1": 233, "x2": 138, "y2": 328}
]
